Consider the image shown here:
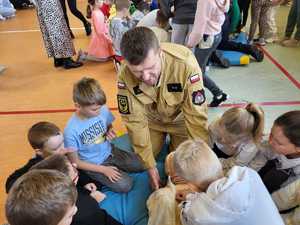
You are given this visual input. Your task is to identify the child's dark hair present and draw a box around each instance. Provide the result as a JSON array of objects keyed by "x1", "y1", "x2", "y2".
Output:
[
  {"x1": 28, "y1": 122, "x2": 61, "y2": 149},
  {"x1": 156, "y1": 9, "x2": 169, "y2": 28},
  {"x1": 274, "y1": 110, "x2": 300, "y2": 147}
]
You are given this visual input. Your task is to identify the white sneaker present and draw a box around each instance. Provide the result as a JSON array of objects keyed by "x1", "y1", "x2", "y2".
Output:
[
  {"x1": 0, "y1": 14, "x2": 6, "y2": 21},
  {"x1": 0, "y1": 65, "x2": 6, "y2": 74}
]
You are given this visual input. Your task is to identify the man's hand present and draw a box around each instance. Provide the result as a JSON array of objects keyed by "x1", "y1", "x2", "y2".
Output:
[
  {"x1": 101, "y1": 166, "x2": 122, "y2": 182},
  {"x1": 106, "y1": 126, "x2": 117, "y2": 141},
  {"x1": 148, "y1": 167, "x2": 161, "y2": 190}
]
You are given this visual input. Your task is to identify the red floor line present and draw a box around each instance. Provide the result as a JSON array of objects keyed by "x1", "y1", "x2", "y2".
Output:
[
  {"x1": 0, "y1": 107, "x2": 118, "y2": 115},
  {"x1": 259, "y1": 46, "x2": 300, "y2": 89},
  {"x1": 0, "y1": 102, "x2": 299, "y2": 115}
]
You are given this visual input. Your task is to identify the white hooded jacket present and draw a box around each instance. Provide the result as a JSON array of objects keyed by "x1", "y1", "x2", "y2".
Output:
[{"x1": 180, "y1": 166, "x2": 284, "y2": 225}]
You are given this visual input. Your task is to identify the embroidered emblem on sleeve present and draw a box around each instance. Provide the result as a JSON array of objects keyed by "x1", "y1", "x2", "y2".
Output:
[
  {"x1": 192, "y1": 89, "x2": 205, "y2": 105},
  {"x1": 190, "y1": 74, "x2": 200, "y2": 84},
  {"x1": 117, "y1": 95, "x2": 130, "y2": 114}
]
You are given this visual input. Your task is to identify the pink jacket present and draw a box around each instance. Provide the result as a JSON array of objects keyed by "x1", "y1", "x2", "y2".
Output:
[
  {"x1": 87, "y1": 9, "x2": 114, "y2": 58},
  {"x1": 187, "y1": 0, "x2": 230, "y2": 47}
]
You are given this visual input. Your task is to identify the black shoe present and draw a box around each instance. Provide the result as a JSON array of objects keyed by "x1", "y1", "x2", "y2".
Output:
[
  {"x1": 70, "y1": 29, "x2": 75, "y2": 39},
  {"x1": 209, "y1": 93, "x2": 227, "y2": 107},
  {"x1": 214, "y1": 51, "x2": 231, "y2": 68},
  {"x1": 84, "y1": 22, "x2": 91, "y2": 36},
  {"x1": 54, "y1": 58, "x2": 64, "y2": 67},
  {"x1": 250, "y1": 45, "x2": 264, "y2": 62},
  {"x1": 63, "y1": 58, "x2": 83, "y2": 69}
]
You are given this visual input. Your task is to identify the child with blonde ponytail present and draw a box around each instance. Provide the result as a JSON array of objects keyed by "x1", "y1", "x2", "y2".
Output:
[{"x1": 209, "y1": 103, "x2": 265, "y2": 172}]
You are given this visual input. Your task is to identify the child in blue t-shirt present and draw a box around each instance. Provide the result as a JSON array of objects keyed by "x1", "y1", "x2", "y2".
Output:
[{"x1": 64, "y1": 77, "x2": 145, "y2": 193}]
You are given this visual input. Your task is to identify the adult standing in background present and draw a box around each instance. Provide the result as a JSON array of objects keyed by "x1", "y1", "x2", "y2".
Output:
[
  {"x1": 59, "y1": 0, "x2": 91, "y2": 38},
  {"x1": 281, "y1": 0, "x2": 300, "y2": 47},
  {"x1": 34, "y1": 0, "x2": 83, "y2": 69}
]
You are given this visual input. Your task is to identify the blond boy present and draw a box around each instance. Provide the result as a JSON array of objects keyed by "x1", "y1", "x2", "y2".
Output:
[{"x1": 148, "y1": 139, "x2": 284, "y2": 225}]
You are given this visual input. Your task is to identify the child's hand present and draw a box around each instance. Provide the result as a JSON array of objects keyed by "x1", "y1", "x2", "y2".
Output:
[
  {"x1": 90, "y1": 190, "x2": 106, "y2": 203},
  {"x1": 106, "y1": 127, "x2": 116, "y2": 141},
  {"x1": 84, "y1": 183, "x2": 97, "y2": 192},
  {"x1": 58, "y1": 147, "x2": 76, "y2": 155},
  {"x1": 102, "y1": 166, "x2": 122, "y2": 182},
  {"x1": 171, "y1": 175, "x2": 186, "y2": 185},
  {"x1": 176, "y1": 189, "x2": 194, "y2": 202}
]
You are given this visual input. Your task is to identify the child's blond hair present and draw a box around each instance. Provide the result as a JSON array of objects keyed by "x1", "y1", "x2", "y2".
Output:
[
  {"x1": 173, "y1": 139, "x2": 223, "y2": 189},
  {"x1": 219, "y1": 103, "x2": 264, "y2": 144},
  {"x1": 73, "y1": 77, "x2": 106, "y2": 106}
]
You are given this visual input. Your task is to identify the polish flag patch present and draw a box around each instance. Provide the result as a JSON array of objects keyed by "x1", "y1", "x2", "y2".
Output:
[
  {"x1": 190, "y1": 74, "x2": 200, "y2": 84},
  {"x1": 118, "y1": 82, "x2": 126, "y2": 89}
]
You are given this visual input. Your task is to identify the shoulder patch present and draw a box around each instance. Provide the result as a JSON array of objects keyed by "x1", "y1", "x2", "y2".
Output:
[
  {"x1": 118, "y1": 82, "x2": 126, "y2": 89},
  {"x1": 190, "y1": 74, "x2": 200, "y2": 84},
  {"x1": 192, "y1": 89, "x2": 205, "y2": 106},
  {"x1": 133, "y1": 85, "x2": 143, "y2": 95},
  {"x1": 167, "y1": 83, "x2": 183, "y2": 92},
  {"x1": 117, "y1": 95, "x2": 130, "y2": 114}
]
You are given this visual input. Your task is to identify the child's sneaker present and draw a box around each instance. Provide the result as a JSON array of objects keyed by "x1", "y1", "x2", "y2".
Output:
[
  {"x1": 281, "y1": 39, "x2": 300, "y2": 47},
  {"x1": 209, "y1": 93, "x2": 228, "y2": 107}
]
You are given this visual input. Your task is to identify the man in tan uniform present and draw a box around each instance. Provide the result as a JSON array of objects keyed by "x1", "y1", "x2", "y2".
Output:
[{"x1": 117, "y1": 27, "x2": 208, "y2": 190}]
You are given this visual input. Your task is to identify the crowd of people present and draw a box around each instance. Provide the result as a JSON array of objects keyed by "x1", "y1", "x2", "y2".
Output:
[{"x1": 3, "y1": 0, "x2": 300, "y2": 225}]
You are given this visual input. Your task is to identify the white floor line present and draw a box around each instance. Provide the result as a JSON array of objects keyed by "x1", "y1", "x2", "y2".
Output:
[{"x1": 0, "y1": 27, "x2": 84, "y2": 34}]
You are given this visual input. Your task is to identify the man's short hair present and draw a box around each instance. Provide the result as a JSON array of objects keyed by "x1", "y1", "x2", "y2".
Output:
[
  {"x1": 173, "y1": 139, "x2": 223, "y2": 188},
  {"x1": 115, "y1": 0, "x2": 130, "y2": 11},
  {"x1": 28, "y1": 121, "x2": 61, "y2": 149},
  {"x1": 5, "y1": 169, "x2": 77, "y2": 225},
  {"x1": 31, "y1": 154, "x2": 70, "y2": 176},
  {"x1": 120, "y1": 26, "x2": 160, "y2": 65},
  {"x1": 73, "y1": 77, "x2": 106, "y2": 106}
]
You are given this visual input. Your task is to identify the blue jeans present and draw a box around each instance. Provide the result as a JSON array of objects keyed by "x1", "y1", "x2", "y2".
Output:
[
  {"x1": 195, "y1": 33, "x2": 223, "y2": 97},
  {"x1": 285, "y1": 0, "x2": 300, "y2": 40},
  {"x1": 85, "y1": 146, "x2": 145, "y2": 193}
]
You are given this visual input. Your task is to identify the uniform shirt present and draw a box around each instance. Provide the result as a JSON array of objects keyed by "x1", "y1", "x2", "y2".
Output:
[
  {"x1": 117, "y1": 43, "x2": 208, "y2": 168},
  {"x1": 64, "y1": 105, "x2": 114, "y2": 165},
  {"x1": 272, "y1": 179, "x2": 300, "y2": 225}
]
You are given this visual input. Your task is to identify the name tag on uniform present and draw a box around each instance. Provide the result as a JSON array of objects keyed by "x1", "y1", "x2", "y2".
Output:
[{"x1": 167, "y1": 83, "x2": 182, "y2": 92}]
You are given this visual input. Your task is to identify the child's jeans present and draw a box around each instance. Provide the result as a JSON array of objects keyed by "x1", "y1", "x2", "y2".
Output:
[
  {"x1": 85, "y1": 145, "x2": 145, "y2": 193},
  {"x1": 249, "y1": 0, "x2": 273, "y2": 40}
]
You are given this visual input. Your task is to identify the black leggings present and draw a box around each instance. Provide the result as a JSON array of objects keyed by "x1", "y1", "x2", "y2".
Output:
[
  {"x1": 59, "y1": 0, "x2": 88, "y2": 30},
  {"x1": 238, "y1": 0, "x2": 251, "y2": 29}
]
